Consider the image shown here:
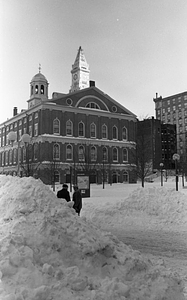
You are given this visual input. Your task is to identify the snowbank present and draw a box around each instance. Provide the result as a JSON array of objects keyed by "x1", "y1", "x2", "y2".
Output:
[
  {"x1": 82, "y1": 186, "x2": 187, "y2": 231},
  {"x1": 0, "y1": 176, "x2": 185, "y2": 299}
]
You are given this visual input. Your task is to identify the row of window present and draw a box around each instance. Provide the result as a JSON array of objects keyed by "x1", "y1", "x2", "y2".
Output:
[
  {"x1": 53, "y1": 170, "x2": 129, "y2": 184},
  {"x1": 0, "y1": 144, "x2": 129, "y2": 167},
  {"x1": 156, "y1": 96, "x2": 187, "y2": 108},
  {"x1": 53, "y1": 118, "x2": 128, "y2": 140},
  {"x1": 1, "y1": 144, "x2": 38, "y2": 166},
  {"x1": 53, "y1": 144, "x2": 128, "y2": 162},
  {"x1": 0, "y1": 124, "x2": 38, "y2": 147},
  {"x1": 0, "y1": 113, "x2": 38, "y2": 134},
  {"x1": 158, "y1": 105, "x2": 187, "y2": 115}
]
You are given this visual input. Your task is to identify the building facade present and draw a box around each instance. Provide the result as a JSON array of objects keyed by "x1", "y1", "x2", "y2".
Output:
[
  {"x1": 137, "y1": 117, "x2": 176, "y2": 172},
  {"x1": 153, "y1": 92, "x2": 187, "y2": 158},
  {"x1": 0, "y1": 47, "x2": 137, "y2": 185}
]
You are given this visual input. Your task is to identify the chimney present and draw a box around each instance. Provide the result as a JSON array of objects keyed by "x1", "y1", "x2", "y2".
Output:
[
  {"x1": 89, "y1": 80, "x2": 95, "y2": 87},
  {"x1": 156, "y1": 93, "x2": 158, "y2": 98},
  {"x1": 13, "y1": 107, "x2": 18, "y2": 116}
]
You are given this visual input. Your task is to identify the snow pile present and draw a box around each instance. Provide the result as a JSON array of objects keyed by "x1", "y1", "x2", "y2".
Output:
[
  {"x1": 83, "y1": 186, "x2": 187, "y2": 230},
  {"x1": 119, "y1": 187, "x2": 187, "y2": 225},
  {"x1": 0, "y1": 176, "x2": 185, "y2": 300}
]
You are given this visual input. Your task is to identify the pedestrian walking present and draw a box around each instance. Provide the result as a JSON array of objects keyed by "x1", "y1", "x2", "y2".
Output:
[
  {"x1": 57, "y1": 184, "x2": 71, "y2": 202},
  {"x1": 72, "y1": 185, "x2": 82, "y2": 216}
]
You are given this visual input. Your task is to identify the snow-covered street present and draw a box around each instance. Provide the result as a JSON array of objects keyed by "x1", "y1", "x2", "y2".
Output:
[{"x1": 81, "y1": 178, "x2": 187, "y2": 298}]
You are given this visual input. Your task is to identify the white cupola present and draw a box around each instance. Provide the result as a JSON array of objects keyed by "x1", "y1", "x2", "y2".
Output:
[{"x1": 28, "y1": 65, "x2": 49, "y2": 109}]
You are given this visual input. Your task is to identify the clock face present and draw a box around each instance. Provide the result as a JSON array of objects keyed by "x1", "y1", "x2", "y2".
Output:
[{"x1": 73, "y1": 73, "x2": 78, "y2": 80}]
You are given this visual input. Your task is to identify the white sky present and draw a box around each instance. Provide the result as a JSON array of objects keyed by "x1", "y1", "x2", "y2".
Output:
[{"x1": 1, "y1": 0, "x2": 187, "y2": 124}]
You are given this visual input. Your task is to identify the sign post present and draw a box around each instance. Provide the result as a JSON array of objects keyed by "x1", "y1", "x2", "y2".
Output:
[{"x1": 77, "y1": 173, "x2": 90, "y2": 198}]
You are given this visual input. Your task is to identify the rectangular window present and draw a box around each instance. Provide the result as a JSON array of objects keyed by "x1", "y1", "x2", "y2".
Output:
[
  {"x1": 168, "y1": 107, "x2": 170, "y2": 113},
  {"x1": 29, "y1": 125, "x2": 32, "y2": 136},
  {"x1": 157, "y1": 110, "x2": 160, "y2": 115},
  {"x1": 173, "y1": 99, "x2": 175, "y2": 104},
  {"x1": 184, "y1": 95, "x2": 187, "y2": 101},
  {"x1": 34, "y1": 123, "x2": 38, "y2": 136},
  {"x1": 167, "y1": 100, "x2": 170, "y2": 105}
]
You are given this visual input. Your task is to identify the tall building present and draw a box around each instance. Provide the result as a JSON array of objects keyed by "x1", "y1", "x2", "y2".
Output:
[
  {"x1": 0, "y1": 47, "x2": 137, "y2": 185},
  {"x1": 153, "y1": 92, "x2": 187, "y2": 159}
]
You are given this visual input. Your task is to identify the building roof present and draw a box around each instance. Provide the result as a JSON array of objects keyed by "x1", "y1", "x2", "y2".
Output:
[{"x1": 31, "y1": 72, "x2": 48, "y2": 83}]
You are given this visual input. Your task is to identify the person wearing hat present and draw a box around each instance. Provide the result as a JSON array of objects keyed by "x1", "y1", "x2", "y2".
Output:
[
  {"x1": 57, "y1": 184, "x2": 71, "y2": 202},
  {"x1": 72, "y1": 185, "x2": 82, "y2": 216}
]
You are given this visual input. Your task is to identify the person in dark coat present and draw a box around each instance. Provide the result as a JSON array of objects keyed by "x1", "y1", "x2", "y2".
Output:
[
  {"x1": 57, "y1": 184, "x2": 71, "y2": 202},
  {"x1": 72, "y1": 185, "x2": 82, "y2": 216}
]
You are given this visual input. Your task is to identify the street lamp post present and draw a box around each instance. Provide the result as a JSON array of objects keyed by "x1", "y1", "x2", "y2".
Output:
[
  {"x1": 159, "y1": 162, "x2": 164, "y2": 186},
  {"x1": 21, "y1": 134, "x2": 31, "y2": 177},
  {"x1": 172, "y1": 153, "x2": 180, "y2": 191}
]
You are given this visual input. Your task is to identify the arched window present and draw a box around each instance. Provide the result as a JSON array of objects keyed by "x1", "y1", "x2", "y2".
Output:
[
  {"x1": 122, "y1": 127, "x2": 128, "y2": 140},
  {"x1": 112, "y1": 126, "x2": 118, "y2": 140},
  {"x1": 54, "y1": 170, "x2": 60, "y2": 183},
  {"x1": 28, "y1": 144, "x2": 32, "y2": 161},
  {"x1": 112, "y1": 147, "x2": 118, "y2": 162},
  {"x1": 53, "y1": 143, "x2": 60, "y2": 160},
  {"x1": 66, "y1": 144, "x2": 73, "y2": 160},
  {"x1": 9, "y1": 149, "x2": 12, "y2": 165},
  {"x1": 66, "y1": 120, "x2": 73, "y2": 136},
  {"x1": 90, "y1": 146, "x2": 97, "y2": 161},
  {"x1": 90, "y1": 123, "x2": 96, "y2": 138},
  {"x1": 23, "y1": 147, "x2": 26, "y2": 162},
  {"x1": 78, "y1": 145, "x2": 85, "y2": 161},
  {"x1": 123, "y1": 171, "x2": 129, "y2": 183},
  {"x1": 53, "y1": 118, "x2": 60, "y2": 135},
  {"x1": 13, "y1": 148, "x2": 17, "y2": 164},
  {"x1": 34, "y1": 143, "x2": 39, "y2": 160},
  {"x1": 40, "y1": 85, "x2": 44, "y2": 94},
  {"x1": 1, "y1": 152, "x2": 4, "y2": 166},
  {"x1": 102, "y1": 146, "x2": 108, "y2": 161},
  {"x1": 112, "y1": 171, "x2": 120, "y2": 183},
  {"x1": 102, "y1": 124, "x2": 108, "y2": 139},
  {"x1": 35, "y1": 85, "x2": 38, "y2": 94},
  {"x1": 86, "y1": 102, "x2": 100, "y2": 109},
  {"x1": 123, "y1": 148, "x2": 128, "y2": 162},
  {"x1": 78, "y1": 122, "x2": 85, "y2": 137}
]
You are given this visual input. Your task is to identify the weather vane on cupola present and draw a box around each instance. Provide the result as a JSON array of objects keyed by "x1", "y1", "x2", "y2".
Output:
[{"x1": 39, "y1": 63, "x2": 41, "y2": 73}]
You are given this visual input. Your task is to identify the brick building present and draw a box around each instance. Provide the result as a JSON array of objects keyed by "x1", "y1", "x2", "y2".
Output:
[
  {"x1": 0, "y1": 47, "x2": 137, "y2": 185},
  {"x1": 153, "y1": 92, "x2": 187, "y2": 158},
  {"x1": 137, "y1": 117, "x2": 176, "y2": 172}
]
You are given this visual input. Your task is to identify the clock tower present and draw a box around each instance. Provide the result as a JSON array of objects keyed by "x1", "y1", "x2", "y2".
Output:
[{"x1": 70, "y1": 46, "x2": 90, "y2": 93}]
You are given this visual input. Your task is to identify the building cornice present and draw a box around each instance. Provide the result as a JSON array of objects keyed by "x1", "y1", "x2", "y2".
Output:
[{"x1": 35, "y1": 134, "x2": 136, "y2": 148}]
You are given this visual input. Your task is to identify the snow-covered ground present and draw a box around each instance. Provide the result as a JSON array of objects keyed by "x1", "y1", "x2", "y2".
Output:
[{"x1": 0, "y1": 175, "x2": 186, "y2": 299}]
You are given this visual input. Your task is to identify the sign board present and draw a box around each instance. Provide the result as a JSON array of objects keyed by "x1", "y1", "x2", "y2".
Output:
[{"x1": 77, "y1": 174, "x2": 90, "y2": 198}]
